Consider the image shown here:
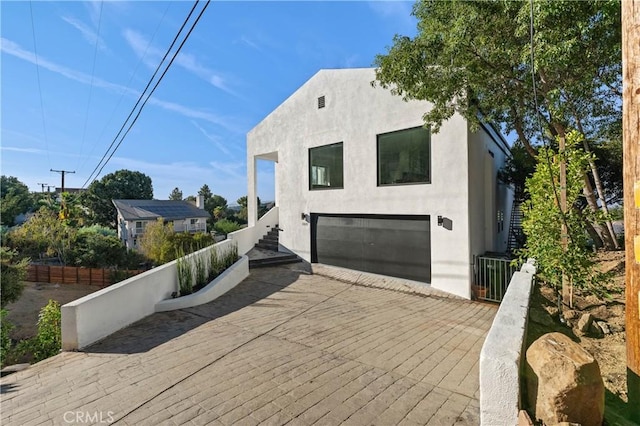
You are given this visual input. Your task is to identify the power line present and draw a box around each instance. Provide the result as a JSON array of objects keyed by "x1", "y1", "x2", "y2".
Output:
[
  {"x1": 77, "y1": 1, "x2": 172, "y2": 175},
  {"x1": 76, "y1": 0, "x2": 105, "y2": 170},
  {"x1": 82, "y1": 0, "x2": 208, "y2": 188},
  {"x1": 29, "y1": 0, "x2": 51, "y2": 169}
]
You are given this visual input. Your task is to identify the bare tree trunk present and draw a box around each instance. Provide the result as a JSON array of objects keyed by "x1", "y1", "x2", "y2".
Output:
[
  {"x1": 582, "y1": 174, "x2": 614, "y2": 249},
  {"x1": 575, "y1": 119, "x2": 620, "y2": 249}
]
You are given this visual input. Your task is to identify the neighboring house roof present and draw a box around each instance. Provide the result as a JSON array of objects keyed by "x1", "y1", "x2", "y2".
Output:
[{"x1": 112, "y1": 199, "x2": 211, "y2": 221}]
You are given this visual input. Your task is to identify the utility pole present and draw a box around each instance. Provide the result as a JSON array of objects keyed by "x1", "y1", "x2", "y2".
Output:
[
  {"x1": 50, "y1": 169, "x2": 75, "y2": 193},
  {"x1": 622, "y1": 0, "x2": 640, "y2": 420},
  {"x1": 37, "y1": 183, "x2": 48, "y2": 193}
]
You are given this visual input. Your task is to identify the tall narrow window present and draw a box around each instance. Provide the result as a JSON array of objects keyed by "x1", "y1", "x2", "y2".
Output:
[
  {"x1": 309, "y1": 142, "x2": 343, "y2": 190},
  {"x1": 377, "y1": 126, "x2": 431, "y2": 185}
]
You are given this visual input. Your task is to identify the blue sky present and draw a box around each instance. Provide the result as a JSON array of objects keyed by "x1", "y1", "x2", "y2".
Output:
[{"x1": 1, "y1": 1, "x2": 417, "y2": 204}]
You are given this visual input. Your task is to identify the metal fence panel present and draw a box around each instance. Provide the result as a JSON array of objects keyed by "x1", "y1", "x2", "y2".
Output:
[{"x1": 473, "y1": 256, "x2": 519, "y2": 303}]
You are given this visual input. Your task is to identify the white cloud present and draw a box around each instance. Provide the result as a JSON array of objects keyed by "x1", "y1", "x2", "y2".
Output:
[
  {"x1": 209, "y1": 160, "x2": 245, "y2": 180},
  {"x1": 106, "y1": 156, "x2": 249, "y2": 201},
  {"x1": 191, "y1": 121, "x2": 233, "y2": 155},
  {"x1": 0, "y1": 38, "x2": 243, "y2": 133},
  {"x1": 0, "y1": 146, "x2": 47, "y2": 155},
  {"x1": 1, "y1": 38, "x2": 130, "y2": 94},
  {"x1": 61, "y1": 16, "x2": 107, "y2": 51},
  {"x1": 123, "y1": 29, "x2": 240, "y2": 96}
]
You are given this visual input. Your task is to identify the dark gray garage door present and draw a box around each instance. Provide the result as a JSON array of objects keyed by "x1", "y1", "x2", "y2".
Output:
[{"x1": 311, "y1": 214, "x2": 431, "y2": 283}]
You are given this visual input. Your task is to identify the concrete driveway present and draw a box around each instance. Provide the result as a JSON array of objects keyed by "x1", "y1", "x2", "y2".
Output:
[{"x1": 1, "y1": 264, "x2": 497, "y2": 425}]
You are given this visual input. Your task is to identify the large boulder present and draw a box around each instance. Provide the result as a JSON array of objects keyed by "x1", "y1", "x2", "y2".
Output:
[{"x1": 525, "y1": 332, "x2": 604, "y2": 426}]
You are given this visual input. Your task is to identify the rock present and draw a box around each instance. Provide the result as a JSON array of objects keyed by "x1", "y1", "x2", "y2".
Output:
[
  {"x1": 590, "y1": 321, "x2": 603, "y2": 337},
  {"x1": 595, "y1": 321, "x2": 610, "y2": 335},
  {"x1": 577, "y1": 313, "x2": 593, "y2": 333},
  {"x1": 525, "y1": 332, "x2": 604, "y2": 426},
  {"x1": 530, "y1": 308, "x2": 554, "y2": 326}
]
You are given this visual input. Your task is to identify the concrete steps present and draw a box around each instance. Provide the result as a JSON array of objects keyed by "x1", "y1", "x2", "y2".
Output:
[{"x1": 249, "y1": 226, "x2": 302, "y2": 268}]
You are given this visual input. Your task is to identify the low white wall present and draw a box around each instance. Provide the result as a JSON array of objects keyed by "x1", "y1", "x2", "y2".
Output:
[
  {"x1": 155, "y1": 255, "x2": 248, "y2": 312},
  {"x1": 228, "y1": 206, "x2": 279, "y2": 255},
  {"x1": 479, "y1": 259, "x2": 537, "y2": 425},
  {"x1": 61, "y1": 239, "x2": 236, "y2": 351}
]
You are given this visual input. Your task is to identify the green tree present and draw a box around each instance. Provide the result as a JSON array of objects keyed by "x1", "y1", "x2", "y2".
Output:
[
  {"x1": 169, "y1": 187, "x2": 183, "y2": 200},
  {"x1": 198, "y1": 184, "x2": 213, "y2": 200},
  {"x1": 7, "y1": 208, "x2": 76, "y2": 264},
  {"x1": 1, "y1": 176, "x2": 34, "y2": 226},
  {"x1": 83, "y1": 170, "x2": 153, "y2": 227},
  {"x1": 206, "y1": 194, "x2": 227, "y2": 216},
  {"x1": 374, "y1": 0, "x2": 621, "y2": 248},
  {"x1": 521, "y1": 132, "x2": 607, "y2": 296}
]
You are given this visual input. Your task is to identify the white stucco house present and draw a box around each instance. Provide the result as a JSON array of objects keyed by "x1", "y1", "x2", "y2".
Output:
[
  {"x1": 113, "y1": 197, "x2": 211, "y2": 250},
  {"x1": 245, "y1": 68, "x2": 513, "y2": 299}
]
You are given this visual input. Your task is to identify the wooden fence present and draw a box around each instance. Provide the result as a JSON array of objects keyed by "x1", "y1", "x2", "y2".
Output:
[{"x1": 26, "y1": 265, "x2": 145, "y2": 287}]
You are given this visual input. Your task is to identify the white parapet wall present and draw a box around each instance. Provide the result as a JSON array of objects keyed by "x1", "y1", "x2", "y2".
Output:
[
  {"x1": 61, "y1": 239, "x2": 238, "y2": 351},
  {"x1": 479, "y1": 259, "x2": 537, "y2": 425},
  {"x1": 228, "y1": 206, "x2": 278, "y2": 255}
]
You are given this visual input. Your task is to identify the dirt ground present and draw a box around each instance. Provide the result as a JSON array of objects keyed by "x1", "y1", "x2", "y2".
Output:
[
  {"x1": 4, "y1": 282, "x2": 99, "y2": 340},
  {"x1": 525, "y1": 250, "x2": 634, "y2": 425}
]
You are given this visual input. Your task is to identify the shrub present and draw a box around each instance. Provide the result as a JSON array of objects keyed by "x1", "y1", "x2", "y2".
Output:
[
  {"x1": 194, "y1": 253, "x2": 208, "y2": 290},
  {"x1": 30, "y1": 300, "x2": 61, "y2": 362},
  {"x1": 175, "y1": 248, "x2": 193, "y2": 296},
  {"x1": 213, "y1": 219, "x2": 242, "y2": 235},
  {"x1": 0, "y1": 247, "x2": 28, "y2": 307},
  {"x1": 1, "y1": 309, "x2": 14, "y2": 368},
  {"x1": 520, "y1": 131, "x2": 609, "y2": 297}
]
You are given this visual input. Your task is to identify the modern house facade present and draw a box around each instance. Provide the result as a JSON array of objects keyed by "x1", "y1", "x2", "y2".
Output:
[
  {"x1": 246, "y1": 68, "x2": 513, "y2": 299},
  {"x1": 113, "y1": 197, "x2": 211, "y2": 250}
]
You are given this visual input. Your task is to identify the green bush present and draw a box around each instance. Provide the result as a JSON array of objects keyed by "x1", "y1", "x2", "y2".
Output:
[
  {"x1": 30, "y1": 300, "x2": 61, "y2": 362},
  {"x1": 520, "y1": 131, "x2": 609, "y2": 296},
  {"x1": 1, "y1": 247, "x2": 28, "y2": 307},
  {"x1": 213, "y1": 219, "x2": 242, "y2": 235},
  {"x1": 1, "y1": 309, "x2": 14, "y2": 368}
]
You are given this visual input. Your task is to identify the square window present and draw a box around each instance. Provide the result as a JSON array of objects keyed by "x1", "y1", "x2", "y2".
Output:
[
  {"x1": 377, "y1": 126, "x2": 430, "y2": 185},
  {"x1": 309, "y1": 142, "x2": 343, "y2": 190}
]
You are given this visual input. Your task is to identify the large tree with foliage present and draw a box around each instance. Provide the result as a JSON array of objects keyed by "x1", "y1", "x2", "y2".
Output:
[
  {"x1": 82, "y1": 170, "x2": 153, "y2": 227},
  {"x1": 1, "y1": 176, "x2": 34, "y2": 226},
  {"x1": 7, "y1": 208, "x2": 76, "y2": 264},
  {"x1": 374, "y1": 0, "x2": 621, "y2": 249}
]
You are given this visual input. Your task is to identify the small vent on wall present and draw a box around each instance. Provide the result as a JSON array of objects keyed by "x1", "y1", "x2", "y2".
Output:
[{"x1": 318, "y1": 96, "x2": 325, "y2": 109}]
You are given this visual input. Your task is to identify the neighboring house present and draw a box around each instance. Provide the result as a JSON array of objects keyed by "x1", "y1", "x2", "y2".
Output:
[
  {"x1": 245, "y1": 68, "x2": 513, "y2": 299},
  {"x1": 113, "y1": 197, "x2": 211, "y2": 250}
]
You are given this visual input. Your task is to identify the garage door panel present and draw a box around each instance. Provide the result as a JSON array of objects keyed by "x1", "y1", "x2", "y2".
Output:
[{"x1": 313, "y1": 215, "x2": 431, "y2": 283}]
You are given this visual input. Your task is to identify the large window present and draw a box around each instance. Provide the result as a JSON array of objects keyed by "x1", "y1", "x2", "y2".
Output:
[
  {"x1": 309, "y1": 142, "x2": 344, "y2": 190},
  {"x1": 377, "y1": 126, "x2": 430, "y2": 185}
]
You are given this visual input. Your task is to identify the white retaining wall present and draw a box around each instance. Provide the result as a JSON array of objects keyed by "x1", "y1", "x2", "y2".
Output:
[
  {"x1": 155, "y1": 255, "x2": 249, "y2": 312},
  {"x1": 61, "y1": 239, "x2": 237, "y2": 351},
  {"x1": 479, "y1": 259, "x2": 537, "y2": 425}
]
